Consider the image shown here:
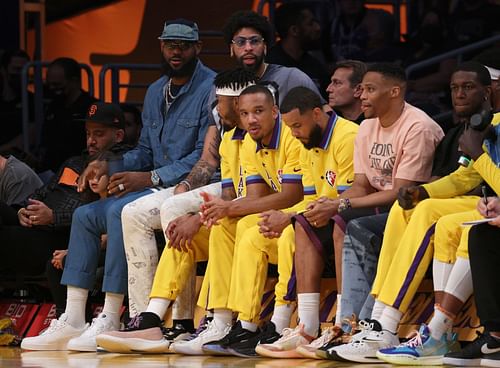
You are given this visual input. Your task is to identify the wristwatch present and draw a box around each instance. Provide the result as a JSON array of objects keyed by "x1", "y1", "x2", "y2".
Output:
[{"x1": 150, "y1": 170, "x2": 161, "y2": 186}]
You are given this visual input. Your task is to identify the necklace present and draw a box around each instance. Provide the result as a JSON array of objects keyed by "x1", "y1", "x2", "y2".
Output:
[{"x1": 167, "y1": 79, "x2": 178, "y2": 101}]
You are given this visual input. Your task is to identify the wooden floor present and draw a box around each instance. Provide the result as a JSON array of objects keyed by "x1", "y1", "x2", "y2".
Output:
[{"x1": 0, "y1": 347, "x2": 410, "y2": 367}]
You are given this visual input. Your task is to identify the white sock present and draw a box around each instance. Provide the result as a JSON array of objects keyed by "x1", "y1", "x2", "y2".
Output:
[
  {"x1": 334, "y1": 294, "x2": 342, "y2": 326},
  {"x1": 371, "y1": 300, "x2": 386, "y2": 321},
  {"x1": 297, "y1": 293, "x2": 320, "y2": 337},
  {"x1": 271, "y1": 304, "x2": 293, "y2": 333},
  {"x1": 443, "y1": 257, "x2": 473, "y2": 303},
  {"x1": 213, "y1": 309, "x2": 232, "y2": 330},
  {"x1": 239, "y1": 320, "x2": 258, "y2": 332},
  {"x1": 146, "y1": 298, "x2": 171, "y2": 320},
  {"x1": 428, "y1": 306, "x2": 453, "y2": 340},
  {"x1": 102, "y1": 292, "x2": 124, "y2": 325},
  {"x1": 65, "y1": 286, "x2": 88, "y2": 328},
  {"x1": 433, "y1": 260, "x2": 454, "y2": 292},
  {"x1": 378, "y1": 305, "x2": 402, "y2": 334}
]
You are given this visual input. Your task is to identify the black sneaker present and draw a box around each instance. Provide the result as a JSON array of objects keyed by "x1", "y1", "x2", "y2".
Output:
[
  {"x1": 124, "y1": 312, "x2": 162, "y2": 331},
  {"x1": 201, "y1": 321, "x2": 259, "y2": 356},
  {"x1": 444, "y1": 331, "x2": 500, "y2": 366},
  {"x1": 228, "y1": 321, "x2": 281, "y2": 357},
  {"x1": 162, "y1": 322, "x2": 195, "y2": 342}
]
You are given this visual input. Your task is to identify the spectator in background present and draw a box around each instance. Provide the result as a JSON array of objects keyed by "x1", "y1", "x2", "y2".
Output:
[
  {"x1": 0, "y1": 102, "x2": 127, "y2": 277},
  {"x1": 39, "y1": 57, "x2": 97, "y2": 172},
  {"x1": 119, "y1": 103, "x2": 142, "y2": 146},
  {"x1": 267, "y1": 2, "x2": 330, "y2": 98},
  {"x1": 326, "y1": 59, "x2": 366, "y2": 123},
  {"x1": 0, "y1": 50, "x2": 32, "y2": 147},
  {"x1": 328, "y1": 0, "x2": 397, "y2": 62},
  {"x1": 0, "y1": 153, "x2": 42, "y2": 215},
  {"x1": 474, "y1": 47, "x2": 500, "y2": 112}
]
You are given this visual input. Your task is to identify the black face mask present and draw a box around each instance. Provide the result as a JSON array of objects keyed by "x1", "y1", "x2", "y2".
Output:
[
  {"x1": 303, "y1": 123, "x2": 323, "y2": 149},
  {"x1": 161, "y1": 56, "x2": 198, "y2": 78}
]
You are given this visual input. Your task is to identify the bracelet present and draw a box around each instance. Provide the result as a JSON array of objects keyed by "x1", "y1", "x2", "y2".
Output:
[
  {"x1": 338, "y1": 198, "x2": 352, "y2": 213},
  {"x1": 178, "y1": 180, "x2": 192, "y2": 191}
]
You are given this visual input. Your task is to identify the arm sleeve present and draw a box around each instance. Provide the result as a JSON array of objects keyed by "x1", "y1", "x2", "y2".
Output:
[
  {"x1": 473, "y1": 153, "x2": 500, "y2": 195},
  {"x1": 422, "y1": 164, "x2": 483, "y2": 198}
]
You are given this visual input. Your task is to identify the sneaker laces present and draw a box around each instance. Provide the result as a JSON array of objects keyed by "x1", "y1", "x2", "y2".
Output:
[
  {"x1": 40, "y1": 315, "x2": 71, "y2": 335},
  {"x1": 126, "y1": 315, "x2": 142, "y2": 330},
  {"x1": 309, "y1": 327, "x2": 336, "y2": 348},
  {"x1": 399, "y1": 330, "x2": 424, "y2": 348}
]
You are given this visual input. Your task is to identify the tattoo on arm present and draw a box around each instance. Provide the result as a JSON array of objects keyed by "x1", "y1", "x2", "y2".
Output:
[{"x1": 185, "y1": 160, "x2": 217, "y2": 190}]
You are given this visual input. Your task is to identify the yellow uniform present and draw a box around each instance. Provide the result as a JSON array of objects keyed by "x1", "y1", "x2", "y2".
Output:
[
  {"x1": 149, "y1": 127, "x2": 247, "y2": 301},
  {"x1": 228, "y1": 114, "x2": 358, "y2": 323},
  {"x1": 372, "y1": 114, "x2": 500, "y2": 312},
  {"x1": 199, "y1": 118, "x2": 303, "y2": 311}
]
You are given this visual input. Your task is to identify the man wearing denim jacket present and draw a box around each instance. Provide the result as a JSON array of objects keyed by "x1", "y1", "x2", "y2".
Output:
[{"x1": 19, "y1": 19, "x2": 215, "y2": 352}]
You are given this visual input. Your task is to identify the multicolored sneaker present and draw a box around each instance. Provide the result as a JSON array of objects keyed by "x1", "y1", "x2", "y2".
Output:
[
  {"x1": 255, "y1": 323, "x2": 315, "y2": 358},
  {"x1": 315, "y1": 315, "x2": 359, "y2": 359},
  {"x1": 170, "y1": 319, "x2": 232, "y2": 355},
  {"x1": 296, "y1": 326, "x2": 342, "y2": 359},
  {"x1": 329, "y1": 319, "x2": 399, "y2": 363},
  {"x1": 227, "y1": 321, "x2": 281, "y2": 358},
  {"x1": 443, "y1": 331, "x2": 500, "y2": 367},
  {"x1": 95, "y1": 312, "x2": 168, "y2": 353},
  {"x1": 377, "y1": 324, "x2": 460, "y2": 365},
  {"x1": 162, "y1": 322, "x2": 195, "y2": 343},
  {"x1": 202, "y1": 321, "x2": 259, "y2": 356}
]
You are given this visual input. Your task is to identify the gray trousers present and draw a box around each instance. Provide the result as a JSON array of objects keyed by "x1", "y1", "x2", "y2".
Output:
[{"x1": 341, "y1": 213, "x2": 388, "y2": 327}]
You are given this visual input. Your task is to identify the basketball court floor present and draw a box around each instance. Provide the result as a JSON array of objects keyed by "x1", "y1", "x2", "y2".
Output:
[{"x1": 0, "y1": 348, "x2": 405, "y2": 367}]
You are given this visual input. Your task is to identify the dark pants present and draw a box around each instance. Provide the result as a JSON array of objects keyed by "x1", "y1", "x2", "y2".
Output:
[
  {"x1": 0, "y1": 201, "x2": 20, "y2": 226},
  {"x1": 0, "y1": 225, "x2": 69, "y2": 275},
  {"x1": 469, "y1": 223, "x2": 500, "y2": 332}
]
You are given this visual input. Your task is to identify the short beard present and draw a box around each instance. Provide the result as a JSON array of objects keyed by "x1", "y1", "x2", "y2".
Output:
[
  {"x1": 303, "y1": 124, "x2": 323, "y2": 149},
  {"x1": 161, "y1": 56, "x2": 198, "y2": 78},
  {"x1": 238, "y1": 53, "x2": 265, "y2": 74}
]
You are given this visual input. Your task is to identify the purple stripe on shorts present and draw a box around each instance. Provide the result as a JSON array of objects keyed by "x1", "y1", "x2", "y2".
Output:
[
  {"x1": 284, "y1": 262, "x2": 296, "y2": 301},
  {"x1": 294, "y1": 214, "x2": 324, "y2": 254},
  {"x1": 320, "y1": 291, "x2": 338, "y2": 322},
  {"x1": 393, "y1": 224, "x2": 436, "y2": 309},
  {"x1": 333, "y1": 214, "x2": 347, "y2": 233}
]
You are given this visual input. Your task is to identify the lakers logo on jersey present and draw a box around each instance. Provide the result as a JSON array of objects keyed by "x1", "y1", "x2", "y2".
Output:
[
  {"x1": 277, "y1": 169, "x2": 283, "y2": 184},
  {"x1": 326, "y1": 170, "x2": 336, "y2": 187},
  {"x1": 237, "y1": 165, "x2": 244, "y2": 198}
]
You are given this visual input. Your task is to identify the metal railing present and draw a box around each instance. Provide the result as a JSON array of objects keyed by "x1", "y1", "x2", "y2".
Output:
[{"x1": 20, "y1": 61, "x2": 95, "y2": 152}]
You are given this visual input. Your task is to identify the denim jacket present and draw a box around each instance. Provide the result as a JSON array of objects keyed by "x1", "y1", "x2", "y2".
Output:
[{"x1": 123, "y1": 60, "x2": 215, "y2": 187}]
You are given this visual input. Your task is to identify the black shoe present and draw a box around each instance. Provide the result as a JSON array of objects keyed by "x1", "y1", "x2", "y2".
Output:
[
  {"x1": 162, "y1": 322, "x2": 195, "y2": 342},
  {"x1": 444, "y1": 331, "x2": 500, "y2": 367},
  {"x1": 228, "y1": 321, "x2": 281, "y2": 357},
  {"x1": 124, "y1": 312, "x2": 162, "y2": 331},
  {"x1": 202, "y1": 321, "x2": 259, "y2": 356}
]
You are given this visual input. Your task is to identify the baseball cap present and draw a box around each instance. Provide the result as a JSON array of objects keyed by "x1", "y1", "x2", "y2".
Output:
[
  {"x1": 82, "y1": 102, "x2": 125, "y2": 129},
  {"x1": 158, "y1": 19, "x2": 199, "y2": 41}
]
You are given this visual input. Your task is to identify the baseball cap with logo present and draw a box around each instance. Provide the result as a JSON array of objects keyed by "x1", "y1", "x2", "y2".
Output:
[
  {"x1": 158, "y1": 19, "x2": 199, "y2": 41},
  {"x1": 82, "y1": 102, "x2": 125, "y2": 129}
]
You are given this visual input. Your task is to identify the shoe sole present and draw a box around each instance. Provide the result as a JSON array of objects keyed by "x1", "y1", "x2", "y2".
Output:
[
  {"x1": 481, "y1": 358, "x2": 500, "y2": 367},
  {"x1": 96, "y1": 335, "x2": 170, "y2": 354},
  {"x1": 170, "y1": 343, "x2": 204, "y2": 355},
  {"x1": 67, "y1": 342, "x2": 97, "y2": 352},
  {"x1": 376, "y1": 351, "x2": 443, "y2": 365},
  {"x1": 20, "y1": 341, "x2": 69, "y2": 351},
  {"x1": 296, "y1": 346, "x2": 322, "y2": 359},
  {"x1": 227, "y1": 348, "x2": 259, "y2": 358},
  {"x1": 255, "y1": 345, "x2": 304, "y2": 358},
  {"x1": 201, "y1": 345, "x2": 233, "y2": 356},
  {"x1": 442, "y1": 357, "x2": 481, "y2": 366}
]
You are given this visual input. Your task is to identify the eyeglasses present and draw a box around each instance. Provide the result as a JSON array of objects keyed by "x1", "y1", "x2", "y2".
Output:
[
  {"x1": 231, "y1": 36, "x2": 265, "y2": 48},
  {"x1": 163, "y1": 41, "x2": 195, "y2": 51}
]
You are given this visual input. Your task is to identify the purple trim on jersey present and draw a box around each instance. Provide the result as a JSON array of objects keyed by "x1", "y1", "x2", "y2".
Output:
[
  {"x1": 393, "y1": 224, "x2": 436, "y2": 310},
  {"x1": 246, "y1": 175, "x2": 266, "y2": 185},
  {"x1": 281, "y1": 174, "x2": 302, "y2": 184},
  {"x1": 333, "y1": 213, "x2": 347, "y2": 233},
  {"x1": 256, "y1": 116, "x2": 281, "y2": 151},
  {"x1": 304, "y1": 186, "x2": 316, "y2": 195},
  {"x1": 231, "y1": 127, "x2": 246, "y2": 140},
  {"x1": 337, "y1": 185, "x2": 351, "y2": 193},
  {"x1": 319, "y1": 111, "x2": 338, "y2": 150},
  {"x1": 221, "y1": 179, "x2": 233, "y2": 188}
]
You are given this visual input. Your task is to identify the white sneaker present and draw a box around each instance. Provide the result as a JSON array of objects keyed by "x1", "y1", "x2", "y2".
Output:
[
  {"x1": 21, "y1": 313, "x2": 88, "y2": 351},
  {"x1": 255, "y1": 323, "x2": 316, "y2": 358},
  {"x1": 330, "y1": 320, "x2": 399, "y2": 363},
  {"x1": 170, "y1": 320, "x2": 231, "y2": 355},
  {"x1": 67, "y1": 313, "x2": 119, "y2": 352}
]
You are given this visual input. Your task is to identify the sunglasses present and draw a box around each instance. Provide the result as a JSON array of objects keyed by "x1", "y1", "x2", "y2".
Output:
[
  {"x1": 163, "y1": 41, "x2": 195, "y2": 51},
  {"x1": 231, "y1": 36, "x2": 265, "y2": 48}
]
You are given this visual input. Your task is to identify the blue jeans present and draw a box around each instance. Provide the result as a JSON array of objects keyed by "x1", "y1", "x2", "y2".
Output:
[
  {"x1": 61, "y1": 189, "x2": 152, "y2": 294},
  {"x1": 341, "y1": 213, "x2": 388, "y2": 328}
]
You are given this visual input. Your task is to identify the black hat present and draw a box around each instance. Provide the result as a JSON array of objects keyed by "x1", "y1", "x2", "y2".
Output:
[{"x1": 83, "y1": 102, "x2": 125, "y2": 129}]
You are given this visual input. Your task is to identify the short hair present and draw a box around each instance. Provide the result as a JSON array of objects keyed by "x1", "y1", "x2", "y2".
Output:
[
  {"x1": 1, "y1": 49, "x2": 30, "y2": 69},
  {"x1": 453, "y1": 61, "x2": 492, "y2": 86},
  {"x1": 333, "y1": 60, "x2": 367, "y2": 88},
  {"x1": 49, "y1": 57, "x2": 81, "y2": 82},
  {"x1": 214, "y1": 68, "x2": 257, "y2": 90},
  {"x1": 274, "y1": 2, "x2": 310, "y2": 38},
  {"x1": 222, "y1": 10, "x2": 273, "y2": 45},
  {"x1": 120, "y1": 103, "x2": 142, "y2": 127},
  {"x1": 367, "y1": 62, "x2": 406, "y2": 84},
  {"x1": 239, "y1": 84, "x2": 275, "y2": 105},
  {"x1": 280, "y1": 86, "x2": 322, "y2": 114}
]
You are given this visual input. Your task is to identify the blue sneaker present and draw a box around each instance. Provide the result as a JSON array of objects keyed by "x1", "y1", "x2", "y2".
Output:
[{"x1": 376, "y1": 324, "x2": 460, "y2": 365}]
